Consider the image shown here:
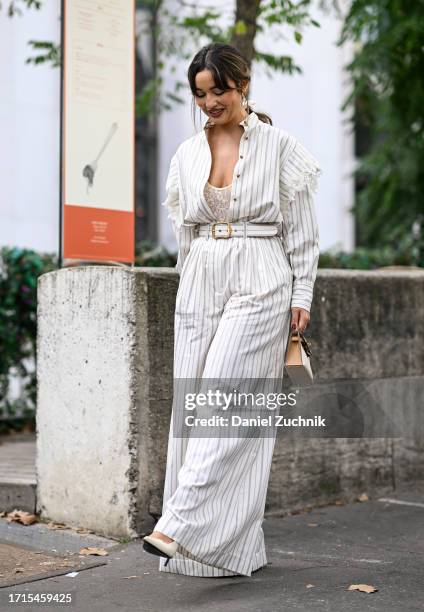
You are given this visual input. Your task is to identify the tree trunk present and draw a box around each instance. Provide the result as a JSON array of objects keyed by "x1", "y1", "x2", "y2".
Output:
[{"x1": 230, "y1": 0, "x2": 261, "y2": 67}]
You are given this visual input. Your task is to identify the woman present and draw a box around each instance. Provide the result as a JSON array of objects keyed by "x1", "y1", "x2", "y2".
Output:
[{"x1": 143, "y1": 42, "x2": 322, "y2": 577}]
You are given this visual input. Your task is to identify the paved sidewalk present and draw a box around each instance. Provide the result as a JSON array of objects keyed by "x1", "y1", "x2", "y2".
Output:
[
  {"x1": 0, "y1": 482, "x2": 423, "y2": 612},
  {"x1": 0, "y1": 432, "x2": 36, "y2": 517},
  {"x1": 0, "y1": 433, "x2": 35, "y2": 486}
]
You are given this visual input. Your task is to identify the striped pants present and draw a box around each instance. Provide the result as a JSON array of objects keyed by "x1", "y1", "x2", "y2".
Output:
[{"x1": 154, "y1": 233, "x2": 292, "y2": 577}]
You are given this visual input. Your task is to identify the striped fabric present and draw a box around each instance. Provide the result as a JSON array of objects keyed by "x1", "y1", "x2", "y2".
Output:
[
  {"x1": 161, "y1": 109, "x2": 322, "y2": 312},
  {"x1": 155, "y1": 110, "x2": 322, "y2": 578}
]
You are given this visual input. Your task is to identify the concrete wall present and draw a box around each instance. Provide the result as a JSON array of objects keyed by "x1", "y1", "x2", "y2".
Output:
[{"x1": 36, "y1": 267, "x2": 424, "y2": 537}]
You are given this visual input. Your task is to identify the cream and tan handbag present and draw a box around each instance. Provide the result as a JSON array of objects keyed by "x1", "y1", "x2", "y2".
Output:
[{"x1": 284, "y1": 329, "x2": 314, "y2": 386}]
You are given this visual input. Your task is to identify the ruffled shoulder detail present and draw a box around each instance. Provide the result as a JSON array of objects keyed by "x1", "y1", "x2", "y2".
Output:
[{"x1": 279, "y1": 137, "x2": 323, "y2": 206}]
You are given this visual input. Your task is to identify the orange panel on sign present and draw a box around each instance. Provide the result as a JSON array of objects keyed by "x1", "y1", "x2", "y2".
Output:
[{"x1": 64, "y1": 205, "x2": 134, "y2": 263}]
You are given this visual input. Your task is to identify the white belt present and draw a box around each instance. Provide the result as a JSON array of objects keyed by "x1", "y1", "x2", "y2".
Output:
[{"x1": 198, "y1": 221, "x2": 282, "y2": 239}]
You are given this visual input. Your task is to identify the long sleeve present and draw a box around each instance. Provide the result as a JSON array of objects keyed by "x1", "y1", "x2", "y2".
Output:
[
  {"x1": 279, "y1": 140, "x2": 322, "y2": 312},
  {"x1": 161, "y1": 152, "x2": 198, "y2": 274}
]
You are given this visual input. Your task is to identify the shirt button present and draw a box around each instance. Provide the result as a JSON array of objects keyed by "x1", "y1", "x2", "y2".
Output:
[
  {"x1": 233, "y1": 197, "x2": 237, "y2": 201},
  {"x1": 236, "y1": 173, "x2": 241, "y2": 178},
  {"x1": 244, "y1": 136, "x2": 248, "y2": 140},
  {"x1": 240, "y1": 155, "x2": 244, "y2": 159}
]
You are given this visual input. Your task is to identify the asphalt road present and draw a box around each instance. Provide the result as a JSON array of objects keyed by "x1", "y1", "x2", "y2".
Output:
[{"x1": 0, "y1": 483, "x2": 423, "y2": 612}]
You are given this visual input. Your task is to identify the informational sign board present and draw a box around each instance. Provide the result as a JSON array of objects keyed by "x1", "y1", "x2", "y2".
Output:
[{"x1": 60, "y1": 0, "x2": 135, "y2": 264}]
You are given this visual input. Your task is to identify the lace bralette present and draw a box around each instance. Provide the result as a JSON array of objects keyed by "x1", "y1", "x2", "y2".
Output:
[{"x1": 204, "y1": 181, "x2": 233, "y2": 221}]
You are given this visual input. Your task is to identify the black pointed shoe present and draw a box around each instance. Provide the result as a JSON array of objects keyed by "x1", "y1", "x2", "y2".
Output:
[{"x1": 142, "y1": 535, "x2": 178, "y2": 566}]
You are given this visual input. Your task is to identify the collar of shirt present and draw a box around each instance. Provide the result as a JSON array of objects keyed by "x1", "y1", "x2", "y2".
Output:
[{"x1": 201, "y1": 110, "x2": 260, "y2": 138}]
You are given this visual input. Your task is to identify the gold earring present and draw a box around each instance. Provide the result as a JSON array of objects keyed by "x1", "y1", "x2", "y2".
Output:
[{"x1": 241, "y1": 92, "x2": 248, "y2": 109}]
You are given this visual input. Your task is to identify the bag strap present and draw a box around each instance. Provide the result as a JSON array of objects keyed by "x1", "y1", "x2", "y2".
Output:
[{"x1": 290, "y1": 329, "x2": 312, "y2": 357}]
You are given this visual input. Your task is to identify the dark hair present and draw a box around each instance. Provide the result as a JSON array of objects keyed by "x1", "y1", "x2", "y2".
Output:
[{"x1": 187, "y1": 42, "x2": 273, "y2": 127}]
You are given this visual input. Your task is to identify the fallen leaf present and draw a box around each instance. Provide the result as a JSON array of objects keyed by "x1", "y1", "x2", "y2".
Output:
[
  {"x1": 358, "y1": 493, "x2": 369, "y2": 502},
  {"x1": 334, "y1": 500, "x2": 346, "y2": 506},
  {"x1": 124, "y1": 576, "x2": 143, "y2": 579},
  {"x1": 46, "y1": 521, "x2": 68, "y2": 530},
  {"x1": 348, "y1": 583, "x2": 378, "y2": 593},
  {"x1": 305, "y1": 583, "x2": 315, "y2": 588},
  {"x1": 79, "y1": 547, "x2": 108, "y2": 556},
  {"x1": 6, "y1": 510, "x2": 38, "y2": 525}
]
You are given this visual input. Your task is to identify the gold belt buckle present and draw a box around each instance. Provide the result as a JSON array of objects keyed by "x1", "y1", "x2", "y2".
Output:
[{"x1": 211, "y1": 222, "x2": 233, "y2": 239}]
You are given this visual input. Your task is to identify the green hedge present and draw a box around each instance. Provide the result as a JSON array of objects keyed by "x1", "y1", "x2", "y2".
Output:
[
  {"x1": 0, "y1": 247, "x2": 56, "y2": 433},
  {"x1": 319, "y1": 245, "x2": 423, "y2": 269},
  {"x1": 0, "y1": 241, "x2": 422, "y2": 432}
]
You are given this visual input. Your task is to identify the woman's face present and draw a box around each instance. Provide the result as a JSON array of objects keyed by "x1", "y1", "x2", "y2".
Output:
[{"x1": 194, "y1": 69, "x2": 247, "y2": 125}]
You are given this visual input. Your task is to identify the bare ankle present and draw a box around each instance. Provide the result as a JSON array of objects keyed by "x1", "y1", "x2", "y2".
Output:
[{"x1": 151, "y1": 530, "x2": 174, "y2": 544}]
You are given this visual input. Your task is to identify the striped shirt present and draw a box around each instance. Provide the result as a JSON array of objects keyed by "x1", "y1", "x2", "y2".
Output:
[{"x1": 161, "y1": 110, "x2": 322, "y2": 312}]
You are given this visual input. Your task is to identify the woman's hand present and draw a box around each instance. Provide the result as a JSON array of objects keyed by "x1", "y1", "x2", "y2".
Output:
[{"x1": 290, "y1": 307, "x2": 310, "y2": 333}]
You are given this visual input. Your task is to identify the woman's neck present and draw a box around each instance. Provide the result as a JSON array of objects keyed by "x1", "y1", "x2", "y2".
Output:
[{"x1": 206, "y1": 109, "x2": 249, "y2": 135}]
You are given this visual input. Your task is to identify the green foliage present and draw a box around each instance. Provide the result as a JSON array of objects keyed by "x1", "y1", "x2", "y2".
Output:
[
  {"x1": 0, "y1": 242, "x2": 177, "y2": 430},
  {"x1": 139, "y1": 240, "x2": 423, "y2": 269},
  {"x1": 253, "y1": 51, "x2": 302, "y2": 75},
  {"x1": 135, "y1": 78, "x2": 162, "y2": 116},
  {"x1": 160, "y1": 0, "x2": 321, "y2": 81},
  {"x1": 0, "y1": 247, "x2": 56, "y2": 424},
  {"x1": 336, "y1": 0, "x2": 424, "y2": 249},
  {"x1": 138, "y1": 233, "x2": 423, "y2": 269},
  {"x1": 0, "y1": 0, "x2": 41, "y2": 17},
  {"x1": 135, "y1": 240, "x2": 177, "y2": 267},
  {"x1": 26, "y1": 40, "x2": 61, "y2": 68},
  {"x1": 6, "y1": 0, "x2": 322, "y2": 117},
  {"x1": 319, "y1": 244, "x2": 423, "y2": 270}
]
